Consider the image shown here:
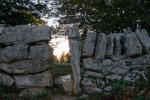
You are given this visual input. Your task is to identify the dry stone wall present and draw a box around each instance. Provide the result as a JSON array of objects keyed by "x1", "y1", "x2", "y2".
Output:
[
  {"x1": 0, "y1": 25, "x2": 53, "y2": 96},
  {"x1": 68, "y1": 25, "x2": 150, "y2": 95}
]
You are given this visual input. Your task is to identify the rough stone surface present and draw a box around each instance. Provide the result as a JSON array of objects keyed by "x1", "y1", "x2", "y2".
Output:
[
  {"x1": 83, "y1": 58, "x2": 102, "y2": 71},
  {"x1": 0, "y1": 72, "x2": 14, "y2": 86},
  {"x1": 95, "y1": 33, "x2": 107, "y2": 59},
  {"x1": 28, "y1": 44, "x2": 52, "y2": 60},
  {"x1": 0, "y1": 60, "x2": 50, "y2": 74},
  {"x1": 69, "y1": 36, "x2": 81, "y2": 94},
  {"x1": 67, "y1": 26, "x2": 150, "y2": 95},
  {"x1": 114, "y1": 34, "x2": 122, "y2": 56},
  {"x1": 14, "y1": 71, "x2": 52, "y2": 87},
  {"x1": 0, "y1": 25, "x2": 51, "y2": 44},
  {"x1": 136, "y1": 29, "x2": 150, "y2": 53},
  {"x1": 54, "y1": 75, "x2": 73, "y2": 95},
  {"x1": 0, "y1": 44, "x2": 28, "y2": 63},
  {"x1": 106, "y1": 33, "x2": 114, "y2": 57},
  {"x1": 0, "y1": 25, "x2": 52, "y2": 97},
  {"x1": 121, "y1": 34, "x2": 142, "y2": 57},
  {"x1": 82, "y1": 32, "x2": 97, "y2": 57}
]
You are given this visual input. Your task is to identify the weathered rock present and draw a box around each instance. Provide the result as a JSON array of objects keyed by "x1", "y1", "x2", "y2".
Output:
[
  {"x1": 121, "y1": 34, "x2": 142, "y2": 57},
  {"x1": 83, "y1": 58, "x2": 102, "y2": 71},
  {"x1": 112, "y1": 67, "x2": 129, "y2": 75},
  {"x1": 106, "y1": 74, "x2": 122, "y2": 80},
  {"x1": 14, "y1": 71, "x2": 52, "y2": 87},
  {"x1": 0, "y1": 25, "x2": 51, "y2": 44},
  {"x1": 69, "y1": 39, "x2": 81, "y2": 94},
  {"x1": 95, "y1": 33, "x2": 107, "y2": 59},
  {"x1": 114, "y1": 34, "x2": 122, "y2": 56},
  {"x1": 0, "y1": 72, "x2": 14, "y2": 86},
  {"x1": 0, "y1": 44, "x2": 28, "y2": 63},
  {"x1": 136, "y1": 29, "x2": 150, "y2": 53},
  {"x1": 82, "y1": 32, "x2": 97, "y2": 57},
  {"x1": 81, "y1": 78, "x2": 96, "y2": 87},
  {"x1": 19, "y1": 88, "x2": 48, "y2": 96},
  {"x1": 85, "y1": 87, "x2": 102, "y2": 93},
  {"x1": 0, "y1": 27, "x2": 4, "y2": 35},
  {"x1": 104, "y1": 86, "x2": 112, "y2": 92},
  {"x1": 85, "y1": 71, "x2": 104, "y2": 78},
  {"x1": 0, "y1": 60, "x2": 50, "y2": 74},
  {"x1": 28, "y1": 44, "x2": 52, "y2": 60},
  {"x1": 54, "y1": 75, "x2": 73, "y2": 95},
  {"x1": 106, "y1": 33, "x2": 115, "y2": 57}
]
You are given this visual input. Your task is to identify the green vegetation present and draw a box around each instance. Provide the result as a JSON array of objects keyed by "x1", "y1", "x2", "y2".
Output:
[
  {"x1": 0, "y1": 83, "x2": 49, "y2": 100},
  {"x1": 52, "y1": 62, "x2": 72, "y2": 78},
  {"x1": 0, "y1": 0, "x2": 51, "y2": 26},
  {"x1": 54, "y1": 0, "x2": 150, "y2": 33}
]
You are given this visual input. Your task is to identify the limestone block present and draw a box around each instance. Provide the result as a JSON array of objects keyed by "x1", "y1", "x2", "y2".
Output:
[
  {"x1": 83, "y1": 58, "x2": 102, "y2": 71},
  {"x1": 114, "y1": 34, "x2": 122, "y2": 56},
  {"x1": 28, "y1": 44, "x2": 52, "y2": 61},
  {"x1": 0, "y1": 60, "x2": 50, "y2": 74},
  {"x1": 136, "y1": 29, "x2": 150, "y2": 53},
  {"x1": 0, "y1": 25, "x2": 51, "y2": 44},
  {"x1": 0, "y1": 72, "x2": 14, "y2": 86},
  {"x1": 121, "y1": 34, "x2": 142, "y2": 57},
  {"x1": 0, "y1": 44, "x2": 28, "y2": 63},
  {"x1": 95, "y1": 33, "x2": 107, "y2": 59},
  {"x1": 106, "y1": 33, "x2": 115, "y2": 57},
  {"x1": 69, "y1": 39, "x2": 81, "y2": 94},
  {"x1": 82, "y1": 32, "x2": 97, "y2": 57}
]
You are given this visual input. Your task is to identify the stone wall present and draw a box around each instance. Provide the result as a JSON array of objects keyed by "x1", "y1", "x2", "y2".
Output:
[
  {"x1": 0, "y1": 25, "x2": 53, "y2": 96},
  {"x1": 68, "y1": 25, "x2": 150, "y2": 95}
]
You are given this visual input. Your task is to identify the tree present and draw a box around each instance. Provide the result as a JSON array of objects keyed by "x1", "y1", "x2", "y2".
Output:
[
  {"x1": 54, "y1": 0, "x2": 150, "y2": 33},
  {"x1": 0, "y1": 0, "x2": 51, "y2": 26}
]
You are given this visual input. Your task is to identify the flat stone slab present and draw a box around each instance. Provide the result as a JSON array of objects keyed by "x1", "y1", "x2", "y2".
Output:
[
  {"x1": 0, "y1": 25, "x2": 51, "y2": 44},
  {"x1": 0, "y1": 60, "x2": 51, "y2": 74}
]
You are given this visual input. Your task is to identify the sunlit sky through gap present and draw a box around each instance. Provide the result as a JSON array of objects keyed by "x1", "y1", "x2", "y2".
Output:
[{"x1": 31, "y1": 0, "x2": 70, "y2": 59}]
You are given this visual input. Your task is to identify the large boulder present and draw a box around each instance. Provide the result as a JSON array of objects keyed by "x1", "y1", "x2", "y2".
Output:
[
  {"x1": 82, "y1": 32, "x2": 97, "y2": 57},
  {"x1": 54, "y1": 75, "x2": 73, "y2": 95},
  {"x1": 14, "y1": 71, "x2": 52, "y2": 87},
  {"x1": 0, "y1": 72, "x2": 14, "y2": 86},
  {"x1": 136, "y1": 29, "x2": 150, "y2": 53},
  {"x1": 0, "y1": 60, "x2": 50, "y2": 74},
  {"x1": 0, "y1": 44, "x2": 28, "y2": 63},
  {"x1": 121, "y1": 34, "x2": 142, "y2": 57},
  {"x1": 0, "y1": 25, "x2": 51, "y2": 44},
  {"x1": 95, "y1": 33, "x2": 107, "y2": 59}
]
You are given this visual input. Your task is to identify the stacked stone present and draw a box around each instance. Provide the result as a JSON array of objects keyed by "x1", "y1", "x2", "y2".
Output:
[
  {"x1": 0, "y1": 25, "x2": 53, "y2": 96},
  {"x1": 81, "y1": 29, "x2": 150, "y2": 93},
  {"x1": 80, "y1": 29, "x2": 150, "y2": 93}
]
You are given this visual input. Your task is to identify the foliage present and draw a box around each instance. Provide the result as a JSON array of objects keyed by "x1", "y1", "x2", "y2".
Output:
[
  {"x1": 0, "y1": 0, "x2": 51, "y2": 26},
  {"x1": 54, "y1": 0, "x2": 150, "y2": 33}
]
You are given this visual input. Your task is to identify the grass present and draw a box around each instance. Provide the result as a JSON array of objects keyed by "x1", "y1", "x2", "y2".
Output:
[{"x1": 52, "y1": 62, "x2": 72, "y2": 79}]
